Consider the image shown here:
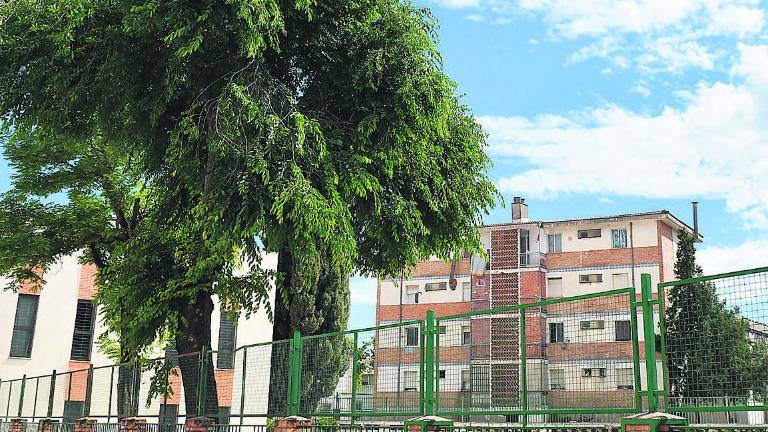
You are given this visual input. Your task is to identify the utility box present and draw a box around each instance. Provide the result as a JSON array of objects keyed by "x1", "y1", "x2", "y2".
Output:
[
  {"x1": 404, "y1": 416, "x2": 454, "y2": 432},
  {"x1": 622, "y1": 412, "x2": 688, "y2": 432}
]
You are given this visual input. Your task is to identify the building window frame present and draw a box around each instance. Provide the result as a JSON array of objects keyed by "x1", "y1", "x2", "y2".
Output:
[
  {"x1": 550, "y1": 369, "x2": 566, "y2": 390},
  {"x1": 549, "y1": 322, "x2": 565, "y2": 343},
  {"x1": 216, "y1": 311, "x2": 238, "y2": 369},
  {"x1": 424, "y1": 282, "x2": 448, "y2": 292},
  {"x1": 548, "y1": 233, "x2": 562, "y2": 253},
  {"x1": 577, "y1": 229, "x2": 601, "y2": 239},
  {"x1": 612, "y1": 228, "x2": 628, "y2": 248},
  {"x1": 579, "y1": 274, "x2": 603, "y2": 283},
  {"x1": 406, "y1": 327, "x2": 419, "y2": 347},
  {"x1": 70, "y1": 299, "x2": 97, "y2": 361},
  {"x1": 10, "y1": 294, "x2": 40, "y2": 358},
  {"x1": 615, "y1": 320, "x2": 632, "y2": 341}
]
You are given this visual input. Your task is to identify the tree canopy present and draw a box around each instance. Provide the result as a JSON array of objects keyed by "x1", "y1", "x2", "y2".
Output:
[{"x1": 0, "y1": 0, "x2": 497, "y2": 418}]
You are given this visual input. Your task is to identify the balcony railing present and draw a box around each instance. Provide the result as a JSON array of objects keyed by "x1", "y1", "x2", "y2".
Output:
[{"x1": 519, "y1": 252, "x2": 546, "y2": 268}]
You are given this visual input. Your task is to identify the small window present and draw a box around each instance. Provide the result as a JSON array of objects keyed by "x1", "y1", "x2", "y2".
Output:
[
  {"x1": 582, "y1": 368, "x2": 607, "y2": 378},
  {"x1": 70, "y1": 300, "x2": 96, "y2": 361},
  {"x1": 217, "y1": 312, "x2": 237, "y2": 369},
  {"x1": 10, "y1": 294, "x2": 40, "y2": 358},
  {"x1": 406, "y1": 327, "x2": 419, "y2": 346},
  {"x1": 579, "y1": 274, "x2": 603, "y2": 283},
  {"x1": 461, "y1": 370, "x2": 471, "y2": 391},
  {"x1": 462, "y1": 282, "x2": 471, "y2": 301},
  {"x1": 361, "y1": 374, "x2": 374, "y2": 386},
  {"x1": 580, "y1": 320, "x2": 605, "y2": 330},
  {"x1": 425, "y1": 282, "x2": 447, "y2": 292},
  {"x1": 548, "y1": 278, "x2": 563, "y2": 298},
  {"x1": 438, "y1": 325, "x2": 447, "y2": 335},
  {"x1": 577, "y1": 229, "x2": 601, "y2": 239},
  {"x1": 462, "y1": 326, "x2": 471, "y2": 345},
  {"x1": 439, "y1": 370, "x2": 446, "y2": 379},
  {"x1": 549, "y1": 322, "x2": 565, "y2": 343},
  {"x1": 612, "y1": 229, "x2": 628, "y2": 248},
  {"x1": 407, "y1": 292, "x2": 420, "y2": 304},
  {"x1": 485, "y1": 249, "x2": 491, "y2": 271},
  {"x1": 617, "y1": 368, "x2": 634, "y2": 390},
  {"x1": 550, "y1": 369, "x2": 565, "y2": 390},
  {"x1": 615, "y1": 320, "x2": 632, "y2": 341},
  {"x1": 548, "y1": 234, "x2": 562, "y2": 253},
  {"x1": 404, "y1": 371, "x2": 418, "y2": 391}
]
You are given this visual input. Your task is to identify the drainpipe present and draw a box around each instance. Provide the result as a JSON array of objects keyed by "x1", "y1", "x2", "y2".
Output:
[{"x1": 629, "y1": 222, "x2": 636, "y2": 289}]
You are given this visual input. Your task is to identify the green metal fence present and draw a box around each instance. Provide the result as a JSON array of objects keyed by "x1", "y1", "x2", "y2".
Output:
[
  {"x1": 3, "y1": 268, "x2": 768, "y2": 425},
  {"x1": 657, "y1": 266, "x2": 768, "y2": 423}
]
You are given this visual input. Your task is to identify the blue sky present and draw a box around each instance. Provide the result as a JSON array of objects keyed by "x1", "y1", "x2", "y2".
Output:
[
  {"x1": 2, "y1": 1, "x2": 768, "y2": 331},
  {"x1": 348, "y1": 0, "x2": 768, "y2": 330}
]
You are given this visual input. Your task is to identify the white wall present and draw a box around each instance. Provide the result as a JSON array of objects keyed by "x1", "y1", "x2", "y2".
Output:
[
  {"x1": 378, "y1": 276, "x2": 470, "y2": 306},
  {"x1": 546, "y1": 265, "x2": 661, "y2": 297},
  {"x1": 547, "y1": 219, "x2": 659, "y2": 252}
]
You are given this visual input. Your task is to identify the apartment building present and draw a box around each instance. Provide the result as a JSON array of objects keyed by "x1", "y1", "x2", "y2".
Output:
[
  {"x1": 0, "y1": 252, "x2": 276, "y2": 424},
  {"x1": 375, "y1": 198, "x2": 699, "y2": 415}
]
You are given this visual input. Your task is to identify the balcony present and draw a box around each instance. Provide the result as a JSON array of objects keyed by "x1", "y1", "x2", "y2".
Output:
[{"x1": 519, "y1": 252, "x2": 546, "y2": 268}]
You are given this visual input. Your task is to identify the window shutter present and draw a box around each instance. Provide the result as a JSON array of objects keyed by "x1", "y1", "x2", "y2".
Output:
[
  {"x1": 217, "y1": 313, "x2": 237, "y2": 369},
  {"x1": 70, "y1": 300, "x2": 96, "y2": 361},
  {"x1": 615, "y1": 320, "x2": 632, "y2": 341},
  {"x1": 10, "y1": 294, "x2": 39, "y2": 358}
]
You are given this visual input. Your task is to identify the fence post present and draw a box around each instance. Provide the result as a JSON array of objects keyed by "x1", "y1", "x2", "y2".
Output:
[
  {"x1": 196, "y1": 346, "x2": 209, "y2": 418},
  {"x1": 18, "y1": 375, "x2": 26, "y2": 418},
  {"x1": 83, "y1": 365, "x2": 94, "y2": 417},
  {"x1": 520, "y1": 308, "x2": 528, "y2": 428},
  {"x1": 641, "y1": 273, "x2": 659, "y2": 412},
  {"x1": 239, "y1": 346, "x2": 247, "y2": 426},
  {"x1": 47, "y1": 370, "x2": 56, "y2": 419},
  {"x1": 350, "y1": 332, "x2": 358, "y2": 420},
  {"x1": 288, "y1": 331, "x2": 303, "y2": 416},
  {"x1": 629, "y1": 288, "x2": 643, "y2": 411},
  {"x1": 424, "y1": 310, "x2": 436, "y2": 416}
]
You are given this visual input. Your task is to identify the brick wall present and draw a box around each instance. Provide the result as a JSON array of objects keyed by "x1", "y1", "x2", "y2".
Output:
[
  {"x1": 547, "y1": 246, "x2": 661, "y2": 269},
  {"x1": 214, "y1": 369, "x2": 234, "y2": 407},
  {"x1": 471, "y1": 274, "x2": 490, "y2": 310},
  {"x1": 548, "y1": 390, "x2": 634, "y2": 408},
  {"x1": 19, "y1": 266, "x2": 44, "y2": 294},
  {"x1": 411, "y1": 259, "x2": 471, "y2": 278},
  {"x1": 547, "y1": 341, "x2": 642, "y2": 361},
  {"x1": 78, "y1": 264, "x2": 97, "y2": 300},
  {"x1": 377, "y1": 302, "x2": 470, "y2": 322},
  {"x1": 490, "y1": 273, "x2": 519, "y2": 307},
  {"x1": 67, "y1": 362, "x2": 91, "y2": 401},
  {"x1": 521, "y1": 271, "x2": 546, "y2": 303},
  {"x1": 490, "y1": 229, "x2": 518, "y2": 270},
  {"x1": 490, "y1": 318, "x2": 519, "y2": 360}
]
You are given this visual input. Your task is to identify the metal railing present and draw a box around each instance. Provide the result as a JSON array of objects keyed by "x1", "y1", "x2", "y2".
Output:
[{"x1": 2, "y1": 267, "x2": 768, "y2": 426}]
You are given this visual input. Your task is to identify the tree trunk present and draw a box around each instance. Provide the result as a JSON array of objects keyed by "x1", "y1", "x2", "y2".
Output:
[
  {"x1": 268, "y1": 245, "x2": 293, "y2": 416},
  {"x1": 176, "y1": 291, "x2": 220, "y2": 422}
]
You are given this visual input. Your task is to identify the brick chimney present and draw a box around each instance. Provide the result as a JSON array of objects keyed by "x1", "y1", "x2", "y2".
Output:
[{"x1": 512, "y1": 196, "x2": 529, "y2": 222}]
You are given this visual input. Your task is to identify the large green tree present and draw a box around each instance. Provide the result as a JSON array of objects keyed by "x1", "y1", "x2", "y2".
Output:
[
  {"x1": 1, "y1": 0, "x2": 496, "y2": 420},
  {"x1": 665, "y1": 230, "x2": 766, "y2": 406}
]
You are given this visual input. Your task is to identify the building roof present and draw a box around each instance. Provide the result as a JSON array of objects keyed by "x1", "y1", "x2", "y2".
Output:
[{"x1": 482, "y1": 210, "x2": 703, "y2": 240}]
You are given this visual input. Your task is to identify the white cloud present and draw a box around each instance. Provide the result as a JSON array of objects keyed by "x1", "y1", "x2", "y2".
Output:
[
  {"x1": 465, "y1": 13, "x2": 485, "y2": 22},
  {"x1": 350, "y1": 276, "x2": 378, "y2": 305},
  {"x1": 697, "y1": 238, "x2": 768, "y2": 275},
  {"x1": 484, "y1": 44, "x2": 768, "y2": 229},
  {"x1": 431, "y1": 0, "x2": 481, "y2": 8}
]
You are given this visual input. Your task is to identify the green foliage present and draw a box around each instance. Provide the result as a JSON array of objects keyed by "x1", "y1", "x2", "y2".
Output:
[
  {"x1": 355, "y1": 338, "x2": 375, "y2": 390},
  {"x1": 1, "y1": 0, "x2": 496, "y2": 418},
  {"x1": 666, "y1": 230, "x2": 768, "y2": 404}
]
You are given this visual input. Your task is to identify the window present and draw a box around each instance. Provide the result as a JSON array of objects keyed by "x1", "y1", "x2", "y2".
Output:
[
  {"x1": 548, "y1": 278, "x2": 563, "y2": 298},
  {"x1": 461, "y1": 370, "x2": 471, "y2": 391},
  {"x1": 439, "y1": 369, "x2": 446, "y2": 379},
  {"x1": 462, "y1": 282, "x2": 471, "y2": 301},
  {"x1": 548, "y1": 234, "x2": 562, "y2": 253},
  {"x1": 485, "y1": 249, "x2": 491, "y2": 271},
  {"x1": 612, "y1": 273, "x2": 629, "y2": 289},
  {"x1": 582, "y1": 368, "x2": 607, "y2": 378},
  {"x1": 425, "y1": 282, "x2": 447, "y2": 292},
  {"x1": 617, "y1": 368, "x2": 634, "y2": 390},
  {"x1": 615, "y1": 320, "x2": 632, "y2": 341},
  {"x1": 550, "y1": 369, "x2": 565, "y2": 390},
  {"x1": 70, "y1": 300, "x2": 96, "y2": 361},
  {"x1": 462, "y1": 326, "x2": 471, "y2": 345},
  {"x1": 404, "y1": 371, "x2": 418, "y2": 391},
  {"x1": 580, "y1": 320, "x2": 605, "y2": 330},
  {"x1": 217, "y1": 312, "x2": 237, "y2": 369},
  {"x1": 406, "y1": 327, "x2": 419, "y2": 346},
  {"x1": 612, "y1": 229, "x2": 628, "y2": 248},
  {"x1": 361, "y1": 374, "x2": 374, "y2": 387},
  {"x1": 10, "y1": 294, "x2": 39, "y2": 358},
  {"x1": 579, "y1": 274, "x2": 603, "y2": 283},
  {"x1": 438, "y1": 325, "x2": 447, "y2": 335},
  {"x1": 577, "y1": 229, "x2": 601, "y2": 239},
  {"x1": 549, "y1": 322, "x2": 565, "y2": 343},
  {"x1": 472, "y1": 365, "x2": 490, "y2": 393},
  {"x1": 406, "y1": 285, "x2": 420, "y2": 304}
]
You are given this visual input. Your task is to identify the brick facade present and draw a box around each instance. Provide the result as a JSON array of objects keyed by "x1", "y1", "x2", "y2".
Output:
[{"x1": 546, "y1": 246, "x2": 661, "y2": 269}]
